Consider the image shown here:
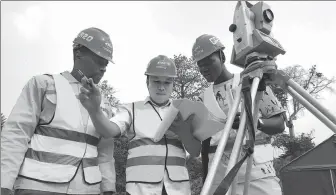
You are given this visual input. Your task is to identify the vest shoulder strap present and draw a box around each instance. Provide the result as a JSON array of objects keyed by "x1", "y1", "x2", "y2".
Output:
[{"x1": 130, "y1": 102, "x2": 135, "y2": 140}]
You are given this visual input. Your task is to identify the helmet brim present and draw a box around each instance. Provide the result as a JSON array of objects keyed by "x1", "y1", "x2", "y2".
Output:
[
  {"x1": 89, "y1": 47, "x2": 115, "y2": 64},
  {"x1": 144, "y1": 72, "x2": 177, "y2": 78}
]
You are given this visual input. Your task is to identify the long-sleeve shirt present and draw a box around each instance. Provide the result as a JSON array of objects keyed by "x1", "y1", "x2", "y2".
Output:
[{"x1": 1, "y1": 71, "x2": 116, "y2": 194}]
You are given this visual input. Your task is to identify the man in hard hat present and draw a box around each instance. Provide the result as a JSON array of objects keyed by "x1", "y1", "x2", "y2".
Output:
[
  {"x1": 1, "y1": 27, "x2": 116, "y2": 195},
  {"x1": 77, "y1": 55, "x2": 201, "y2": 195},
  {"x1": 192, "y1": 34, "x2": 286, "y2": 195}
]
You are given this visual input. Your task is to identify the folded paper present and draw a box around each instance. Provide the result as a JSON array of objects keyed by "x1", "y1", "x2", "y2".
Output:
[{"x1": 153, "y1": 98, "x2": 226, "y2": 143}]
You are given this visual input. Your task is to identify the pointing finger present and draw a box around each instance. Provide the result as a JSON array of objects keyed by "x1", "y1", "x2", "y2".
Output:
[
  {"x1": 80, "y1": 86, "x2": 90, "y2": 95},
  {"x1": 88, "y1": 78, "x2": 100, "y2": 93},
  {"x1": 81, "y1": 77, "x2": 92, "y2": 90},
  {"x1": 81, "y1": 77, "x2": 88, "y2": 85}
]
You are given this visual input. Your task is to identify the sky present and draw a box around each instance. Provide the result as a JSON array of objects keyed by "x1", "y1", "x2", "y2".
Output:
[{"x1": 1, "y1": 1, "x2": 336, "y2": 145}]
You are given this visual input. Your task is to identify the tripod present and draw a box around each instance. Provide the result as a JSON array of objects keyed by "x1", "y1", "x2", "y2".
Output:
[{"x1": 200, "y1": 52, "x2": 336, "y2": 195}]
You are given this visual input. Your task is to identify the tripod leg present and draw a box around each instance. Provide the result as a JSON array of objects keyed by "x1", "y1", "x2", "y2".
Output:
[
  {"x1": 243, "y1": 154, "x2": 254, "y2": 195},
  {"x1": 243, "y1": 78, "x2": 263, "y2": 195},
  {"x1": 283, "y1": 74, "x2": 336, "y2": 125},
  {"x1": 230, "y1": 144, "x2": 242, "y2": 195},
  {"x1": 226, "y1": 76, "x2": 261, "y2": 194},
  {"x1": 200, "y1": 85, "x2": 243, "y2": 195},
  {"x1": 226, "y1": 109, "x2": 248, "y2": 195},
  {"x1": 287, "y1": 86, "x2": 336, "y2": 133}
]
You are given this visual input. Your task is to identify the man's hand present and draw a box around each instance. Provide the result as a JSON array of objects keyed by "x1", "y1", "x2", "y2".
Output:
[
  {"x1": 232, "y1": 112, "x2": 241, "y2": 129},
  {"x1": 1, "y1": 188, "x2": 13, "y2": 195},
  {"x1": 78, "y1": 77, "x2": 102, "y2": 113},
  {"x1": 169, "y1": 112, "x2": 201, "y2": 157},
  {"x1": 170, "y1": 112, "x2": 195, "y2": 132}
]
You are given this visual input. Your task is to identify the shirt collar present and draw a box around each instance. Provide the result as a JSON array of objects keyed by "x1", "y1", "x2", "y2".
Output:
[
  {"x1": 144, "y1": 96, "x2": 172, "y2": 107},
  {"x1": 61, "y1": 71, "x2": 79, "y2": 83}
]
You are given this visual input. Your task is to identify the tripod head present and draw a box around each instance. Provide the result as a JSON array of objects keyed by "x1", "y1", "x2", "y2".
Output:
[{"x1": 229, "y1": 1, "x2": 286, "y2": 69}]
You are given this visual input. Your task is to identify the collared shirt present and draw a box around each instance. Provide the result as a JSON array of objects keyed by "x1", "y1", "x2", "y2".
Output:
[
  {"x1": 1, "y1": 71, "x2": 116, "y2": 194},
  {"x1": 110, "y1": 97, "x2": 172, "y2": 137},
  {"x1": 110, "y1": 97, "x2": 191, "y2": 195}
]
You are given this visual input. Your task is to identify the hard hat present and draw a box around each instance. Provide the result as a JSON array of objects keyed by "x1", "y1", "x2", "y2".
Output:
[
  {"x1": 73, "y1": 27, "x2": 114, "y2": 63},
  {"x1": 192, "y1": 34, "x2": 225, "y2": 63},
  {"x1": 145, "y1": 55, "x2": 177, "y2": 78}
]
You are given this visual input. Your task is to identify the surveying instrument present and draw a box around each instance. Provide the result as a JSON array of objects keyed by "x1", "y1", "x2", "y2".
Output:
[{"x1": 200, "y1": 1, "x2": 336, "y2": 195}]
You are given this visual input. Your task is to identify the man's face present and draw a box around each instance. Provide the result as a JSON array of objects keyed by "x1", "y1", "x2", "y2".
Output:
[
  {"x1": 197, "y1": 52, "x2": 222, "y2": 83},
  {"x1": 147, "y1": 75, "x2": 174, "y2": 104},
  {"x1": 76, "y1": 49, "x2": 108, "y2": 84}
]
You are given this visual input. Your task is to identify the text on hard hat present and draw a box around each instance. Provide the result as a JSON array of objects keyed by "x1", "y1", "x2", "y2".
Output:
[
  {"x1": 105, "y1": 42, "x2": 113, "y2": 49},
  {"x1": 209, "y1": 37, "x2": 219, "y2": 45},
  {"x1": 193, "y1": 46, "x2": 204, "y2": 57},
  {"x1": 78, "y1": 32, "x2": 93, "y2": 42},
  {"x1": 157, "y1": 61, "x2": 170, "y2": 65}
]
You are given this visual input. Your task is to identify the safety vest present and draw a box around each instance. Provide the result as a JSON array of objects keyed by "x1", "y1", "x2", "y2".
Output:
[
  {"x1": 18, "y1": 74, "x2": 105, "y2": 184},
  {"x1": 125, "y1": 101, "x2": 189, "y2": 183}
]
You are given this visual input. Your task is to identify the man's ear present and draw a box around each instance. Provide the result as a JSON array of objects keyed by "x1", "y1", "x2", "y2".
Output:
[
  {"x1": 146, "y1": 76, "x2": 149, "y2": 87},
  {"x1": 219, "y1": 50, "x2": 226, "y2": 64},
  {"x1": 74, "y1": 49, "x2": 82, "y2": 61}
]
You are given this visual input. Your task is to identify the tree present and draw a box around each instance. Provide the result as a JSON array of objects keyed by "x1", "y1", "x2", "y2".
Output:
[
  {"x1": 171, "y1": 54, "x2": 209, "y2": 101},
  {"x1": 97, "y1": 80, "x2": 121, "y2": 119},
  {"x1": 271, "y1": 65, "x2": 336, "y2": 137},
  {"x1": 98, "y1": 80, "x2": 120, "y2": 107},
  {"x1": 272, "y1": 130, "x2": 315, "y2": 160},
  {"x1": 272, "y1": 130, "x2": 315, "y2": 177},
  {"x1": 1, "y1": 113, "x2": 6, "y2": 130}
]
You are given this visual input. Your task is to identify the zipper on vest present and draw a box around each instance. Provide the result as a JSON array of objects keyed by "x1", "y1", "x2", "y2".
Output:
[
  {"x1": 82, "y1": 111, "x2": 90, "y2": 160},
  {"x1": 163, "y1": 137, "x2": 169, "y2": 191},
  {"x1": 163, "y1": 134, "x2": 170, "y2": 178},
  {"x1": 163, "y1": 135, "x2": 169, "y2": 169},
  {"x1": 82, "y1": 134, "x2": 89, "y2": 159}
]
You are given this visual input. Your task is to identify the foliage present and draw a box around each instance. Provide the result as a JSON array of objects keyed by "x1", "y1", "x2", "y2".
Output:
[
  {"x1": 171, "y1": 54, "x2": 209, "y2": 101},
  {"x1": 113, "y1": 136, "x2": 129, "y2": 193},
  {"x1": 272, "y1": 131, "x2": 316, "y2": 176},
  {"x1": 187, "y1": 156, "x2": 203, "y2": 195},
  {"x1": 271, "y1": 65, "x2": 335, "y2": 121},
  {"x1": 98, "y1": 80, "x2": 120, "y2": 108},
  {"x1": 272, "y1": 130, "x2": 315, "y2": 159},
  {"x1": 271, "y1": 65, "x2": 335, "y2": 136}
]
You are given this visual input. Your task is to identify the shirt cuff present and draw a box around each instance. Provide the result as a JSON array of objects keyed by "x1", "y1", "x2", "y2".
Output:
[{"x1": 99, "y1": 161, "x2": 116, "y2": 192}]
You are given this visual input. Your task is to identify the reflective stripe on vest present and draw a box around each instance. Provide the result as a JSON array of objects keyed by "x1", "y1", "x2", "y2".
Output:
[
  {"x1": 18, "y1": 74, "x2": 102, "y2": 184},
  {"x1": 126, "y1": 101, "x2": 189, "y2": 183}
]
